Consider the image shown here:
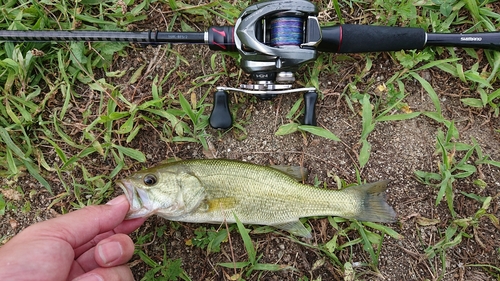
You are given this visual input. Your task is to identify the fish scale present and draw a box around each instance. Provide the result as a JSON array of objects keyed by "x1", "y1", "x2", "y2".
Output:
[
  {"x1": 180, "y1": 160, "x2": 363, "y2": 221},
  {"x1": 118, "y1": 159, "x2": 397, "y2": 237}
]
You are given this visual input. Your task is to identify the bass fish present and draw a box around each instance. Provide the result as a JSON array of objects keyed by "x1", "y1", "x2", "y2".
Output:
[{"x1": 117, "y1": 159, "x2": 396, "y2": 238}]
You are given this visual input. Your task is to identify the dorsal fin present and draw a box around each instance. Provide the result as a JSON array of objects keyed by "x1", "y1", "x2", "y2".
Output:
[{"x1": 269, "y1": 165, "x2": 308, "y2": 181}]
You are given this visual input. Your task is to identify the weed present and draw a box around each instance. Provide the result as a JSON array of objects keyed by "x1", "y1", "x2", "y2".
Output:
[
  {"x1": 466, "y1": 264, "x2": 500, "y2": 279},
  {"x1": 372, "y1": 0, "x2": 421, "y2": 26},
  {"x1": 186, "y1": 226, "x2": 231, "y2": 254},
  {"x1": 415, "y1": 123, "x2": 500, "y2": 217},
  {"x1": 134, "y1": 231, "x2": 192, "y2": 281},
  {"x1": 419, "y1": 192, "x2": 499, "y2": 279},
  {"x1": 218, "y1": 214, "x2": 296, "y2": 280},
  {"x1": 0, "y1": 193, "x2": 8, "y2": 216},
  {"x1": 137, "y1": 246, "x2": 192, "y2": 281}
]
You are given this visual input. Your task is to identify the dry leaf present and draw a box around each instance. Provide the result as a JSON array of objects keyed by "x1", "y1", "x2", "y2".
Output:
[
  {"x1": 1, "y1": 189, "x2": 22, "y2": 201},
  {"x1": 416, "y1": 216, "x2": 440, "y2": 226},
  {"x1": 9, "y1": 218, "x2": 18, "y2": 229}
]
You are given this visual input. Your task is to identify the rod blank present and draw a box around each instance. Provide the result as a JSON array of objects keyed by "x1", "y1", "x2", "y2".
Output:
[
  {"x1": 426, "y1": 32, "x2": 500, "y2": 51},
  {"x1": 0, "y1": 30, "x2": 206, "y2": 44}
]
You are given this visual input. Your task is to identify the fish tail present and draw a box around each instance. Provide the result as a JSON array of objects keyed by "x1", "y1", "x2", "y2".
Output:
[{"x1": 348, "y1": 180, "x2": 397, "y2": 223}]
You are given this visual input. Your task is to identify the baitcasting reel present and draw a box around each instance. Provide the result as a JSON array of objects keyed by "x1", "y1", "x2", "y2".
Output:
[
  {"x1": 207, "y1": 0, "x2": 322, "y2": 129},
  {"x1": 2, "y1": 0, "x2": 499, "y2": 129}
]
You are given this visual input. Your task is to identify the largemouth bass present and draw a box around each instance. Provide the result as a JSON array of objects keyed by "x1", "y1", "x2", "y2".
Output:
[{"x1": 117, "y1": 159, "x2": 396, "y2": 237}]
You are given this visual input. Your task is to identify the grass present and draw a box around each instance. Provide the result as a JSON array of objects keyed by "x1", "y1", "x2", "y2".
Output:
[
  {"x1": 1, "y1": 0, "x2": 500, "y2": 280},
  {"x1": 415, "y1": 123, "x2": 500, "y2": 217},
  {"x1": 217, "y1": 214, "x2": 296, "y2": 280},
  {"x1": 135, "y1": 229, "x2": 192, "y2": 281}
]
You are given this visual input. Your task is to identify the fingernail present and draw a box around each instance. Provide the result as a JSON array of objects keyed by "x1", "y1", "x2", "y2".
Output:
[
  {"x1": 98, "y1": 241, "x2": 123, "y2": 265},
  {"x1": 72, "y1": 273, "x2": 104, "y2": 281},
  {"x1": 106, "y1": 195, "x2": 127, "y2": 206}
]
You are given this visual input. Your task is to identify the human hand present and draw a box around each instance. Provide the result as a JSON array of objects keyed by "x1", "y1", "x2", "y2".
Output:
[{"x1": 0, "y1": 195, "x2": 145, "y2": 281}]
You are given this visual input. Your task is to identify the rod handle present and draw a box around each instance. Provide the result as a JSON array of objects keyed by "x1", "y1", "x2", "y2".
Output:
[{"x1": 318, "y1": 24, "x2": 426, "y2": 53}]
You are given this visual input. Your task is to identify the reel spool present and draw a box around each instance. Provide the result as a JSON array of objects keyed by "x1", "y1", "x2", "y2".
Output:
[
  {"x1": 209, "y1": 0, "x2": 322, "y2": 129},
  {"x1": 270, "y1": 16, "x2": 304, "y2": 47}
]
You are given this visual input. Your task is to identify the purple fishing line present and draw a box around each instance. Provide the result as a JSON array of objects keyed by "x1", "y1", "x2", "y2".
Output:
[{"x1": 270, "y1": 17, "x2": 303, "y2": 47}]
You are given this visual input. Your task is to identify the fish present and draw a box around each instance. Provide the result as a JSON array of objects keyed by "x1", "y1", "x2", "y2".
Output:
[{"x1": 117, "y1": 159, "x2": 397, "y2": 238}]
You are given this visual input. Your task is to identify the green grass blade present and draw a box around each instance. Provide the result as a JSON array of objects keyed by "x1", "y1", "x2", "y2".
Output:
[
  {"x1": 5, "y1": 147, "x2": 18, "y2": 175},
  {"x1": 252, "y1": 263, "x2": 293, "y2": 271},
  {"x1": 234, "y1": 213, "x2": 256, "y2": 264},
  {"x1": 275, "y1": 123, "x2": 299, "y2": 136},
  {"x1": 0, "y1": 127, "x2": 26, "y2": 160},
  {"x1": 332, "y1": 0, "x2": 344, "y2": 24},
  {"x1": 362, "y1": 222, "x2": 403, "y2": 240},
  {"x1": 23, "y1": 159, "x2": 52, "y2": 194},
  {"x1": 360, "y1": 94, "x2": 374, "y2": 140},
  {"x1": 218, "y1": 261, "x2": 251, "y2": 269},
  {"x1": 298, "y1": 125, "x2": 341, "y2": 141},
  {"x1": 179, "y1": 92, "x2": 197, "y2": 123},
  {"x1": 112, "y1": 144, "x2": 146, "y2": 162},
  {"x1": 376, "y1": 112, "x2": 421, "y2": 122},
  {"x1": 359, "y1": 139, "x2": 371, "y2": 168},
  {"x1": 354, "y1": 221, "x2": 379, "y2": 269},
  {"x1": 409, "y1": 72, "x2": 442, "y2": 114}
]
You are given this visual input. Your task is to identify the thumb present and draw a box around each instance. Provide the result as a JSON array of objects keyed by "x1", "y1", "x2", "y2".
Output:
[{"x1": 94, "y1": 234, "x2": 135, "y2": 267}]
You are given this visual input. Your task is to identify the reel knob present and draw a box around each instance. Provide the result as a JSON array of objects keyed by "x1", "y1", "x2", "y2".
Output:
[
  {"x1": 303, "y1": 90, "x2": 317, "y2": 126},
  {"x1": 209, "y1": 90, "x2": 232, "y2": 129}
]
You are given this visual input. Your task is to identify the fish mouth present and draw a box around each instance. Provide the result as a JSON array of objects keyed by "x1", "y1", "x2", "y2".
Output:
[{"x1": 116, "y1": 179, "x2": 153, "y2": 219}]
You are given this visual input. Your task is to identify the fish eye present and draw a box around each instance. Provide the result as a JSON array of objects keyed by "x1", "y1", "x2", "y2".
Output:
[{"x1": 143, "y1": 174, "x2": 157, "y2": 186}]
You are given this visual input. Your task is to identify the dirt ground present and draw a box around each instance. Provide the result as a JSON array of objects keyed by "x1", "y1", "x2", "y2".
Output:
[{"x1": 1, "y1": 2, "x2": 500, "y2": 281}]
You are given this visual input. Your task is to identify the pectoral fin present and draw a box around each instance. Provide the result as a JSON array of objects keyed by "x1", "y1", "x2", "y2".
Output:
[
  {"x1": 202, "y1": 197, "x2": 237, "y2": 212},
  {"x1": 272, "y1": 220, "x2": 312, "y2": 238}
]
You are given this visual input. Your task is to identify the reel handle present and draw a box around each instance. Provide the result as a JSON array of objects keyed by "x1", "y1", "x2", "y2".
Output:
[{"x1": 209, "y1": 90, "x2": 233, "y2": 129}]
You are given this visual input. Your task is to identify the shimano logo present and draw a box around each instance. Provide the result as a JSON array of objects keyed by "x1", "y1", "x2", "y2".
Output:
[{"x1": 461, "y1": 36, "x2": 482, "y2": 42}]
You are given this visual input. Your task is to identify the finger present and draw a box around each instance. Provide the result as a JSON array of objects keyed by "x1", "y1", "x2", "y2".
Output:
[
  {"x1": 73, "y1": 217, "x2": 144, "y2": 258},
  {"x1": 75, "y1": 233, "x2": 135, "y2": 272},
  {"x1": 23, "y1": 195, "x2": 132, "y2": 248},
  {"x1": 71, "y1": 265, "x2": 134, "y2": 281},
  {"x1": 73, "y1": 247, "x2": 97, "y2": 274},
  {"x1": 95, "y1": 234, "x2": 135, "y2": 267},
  {"x1": 114, "y1": 217, "x2": 147, "y2": 234}
]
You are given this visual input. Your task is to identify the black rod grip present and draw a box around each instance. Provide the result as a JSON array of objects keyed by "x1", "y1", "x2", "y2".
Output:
[
  {"x1": 303, "y1": 91, "x2": 317, "y2": 126},
  {"x1": 209, "y1": 90, "x2": 232, "y2": 129},
  {"x1": 318, "y1": 24, "x2": 426, "y2": 53}
]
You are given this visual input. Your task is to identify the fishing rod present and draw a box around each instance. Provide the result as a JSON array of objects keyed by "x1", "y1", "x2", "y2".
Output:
[{"x1": 1, "y1": 0, "x2": 499, "y2": 129}]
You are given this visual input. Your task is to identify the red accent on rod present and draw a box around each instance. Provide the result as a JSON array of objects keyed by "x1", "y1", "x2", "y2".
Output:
[{"x1": 338, "y1": 25, "x2": 343, "y2": 52}]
